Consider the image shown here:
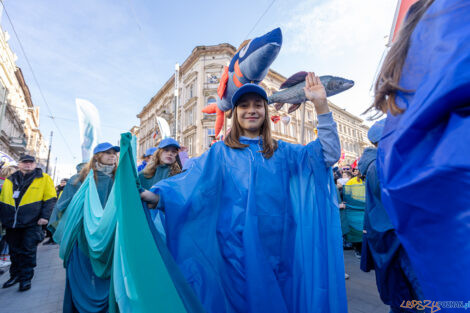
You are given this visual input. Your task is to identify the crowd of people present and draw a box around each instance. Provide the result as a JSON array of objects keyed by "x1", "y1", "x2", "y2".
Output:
[{"x1": 0, "y1": 0, "x2": 468, "y2": 312}]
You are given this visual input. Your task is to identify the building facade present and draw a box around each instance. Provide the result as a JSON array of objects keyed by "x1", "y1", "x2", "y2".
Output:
[
  {"x1": 137, "y1": 44, "x2": 370, "y2": 165},
  {"x1": 0, "y1": 26, "x2": 48, "y2": 166}
]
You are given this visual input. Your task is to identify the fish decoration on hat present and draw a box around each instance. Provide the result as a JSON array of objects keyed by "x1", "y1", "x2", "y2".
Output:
[{"x1": 217, "y1": 28, "x2": 283, "y2": 112}]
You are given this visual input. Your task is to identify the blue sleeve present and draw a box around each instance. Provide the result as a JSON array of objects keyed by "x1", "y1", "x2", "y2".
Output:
[{"x1": 316, "y1": 112, "x2": 341, "y2": 167}]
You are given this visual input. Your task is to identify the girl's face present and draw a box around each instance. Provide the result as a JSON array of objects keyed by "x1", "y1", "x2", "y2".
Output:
[
  {"x1": 99, "y1": 150, "x2": 117, "y2": 165},
  {"x1": 236, "y1": 94, "x2": 266, "y2": 137},
  {"x1": 160, "y1": 147, "x2": 178, "y2": 165}
]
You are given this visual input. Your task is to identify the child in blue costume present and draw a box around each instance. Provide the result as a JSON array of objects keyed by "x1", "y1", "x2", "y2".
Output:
[
  {"x1": 57, "y1": 143, "x2": 119, "y2": 313},
  {"x1": 359, "y1": 120, "x2": 422, "y2": 313},
  {"x1": 141, "y1": 72, "x2": 347, "y2": 313},
  {"x1": 370, "y1": 0, "x2": 470, "y2": 302}
]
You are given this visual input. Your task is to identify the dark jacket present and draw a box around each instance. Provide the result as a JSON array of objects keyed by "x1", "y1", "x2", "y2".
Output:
[{"x1": 0, "y1": 168, "x2": 57, "y2": 228}]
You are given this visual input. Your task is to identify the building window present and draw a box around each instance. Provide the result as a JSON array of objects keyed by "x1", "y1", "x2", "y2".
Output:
[
  {"x1": 185, "y1": 107, "x2": 194, "y2": 128},
  {"x1": 206, "y1": 73, "x2": 219, "y2": 84},
  {"x1": 185, "y1": 135, "x2": 194, "y2": 156},
  {"x1": 186, "y1": 82, "x2": 196, "y2": 102},
  {"x1": 206, "y1": 128, "x2": 215, "y2": 148}
]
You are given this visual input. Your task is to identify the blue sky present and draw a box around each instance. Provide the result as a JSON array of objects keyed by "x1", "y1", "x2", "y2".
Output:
[{"x1": 0, "y1": 0, "x2": 396, "y2": 178}]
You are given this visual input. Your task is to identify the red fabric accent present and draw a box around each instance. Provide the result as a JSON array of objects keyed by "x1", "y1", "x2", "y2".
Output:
[
  {"x1": 217, "y1": 66, "x2": 229, "y2": 99},
  {"x1": 391, "y1": 0, "x2": 419, "y2": 42},
  {"x1": 234, "y1": 60, "x2": 243, "y2": 79},
  {"x1": 351, "y1": 159, "x2": 358, "y2": 169},
  {"x1": 233, "y1": 73, "x2": 243, "y2": 88},
  {"x1": 215, "y1": 106, "x2": 224, "y2": 138},
  {"x1": 202, "y1": 103, "x2": 217, "y2": 114},
  {"x1": 270, "y1": 115, "x2": 281, "y2": 123}
]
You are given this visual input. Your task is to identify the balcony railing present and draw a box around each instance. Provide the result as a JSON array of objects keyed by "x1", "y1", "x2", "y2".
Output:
[{"x1": 9, "y1": 136, "x2": 27, "y2": 152}]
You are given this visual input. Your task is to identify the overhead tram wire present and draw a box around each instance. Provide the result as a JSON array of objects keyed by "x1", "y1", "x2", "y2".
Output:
[
  {"x1": 46, "y1": 115, "x2": 126, "y2": 131},
  {"x1": 125, "y1": 0, "x2": 160, "y2": 78},
  {"x1": 243, "y1": 0, "x2": 277, "y2": 41},
  {"x1": 0, "y1": 1, "x2": 77, "y2": 160}
]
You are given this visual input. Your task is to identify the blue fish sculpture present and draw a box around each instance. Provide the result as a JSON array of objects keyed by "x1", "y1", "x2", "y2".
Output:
[{"x1": 217, "y1": 27, "x2": 282, "y2": 111}]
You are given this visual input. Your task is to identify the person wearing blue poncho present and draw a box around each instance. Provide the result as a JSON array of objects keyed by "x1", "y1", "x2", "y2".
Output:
[
  {"x1": 368, "y1": 0, "x2": 470, "y2": 303},
  {"x1": 359, "y1": 120, "x2": 422, "y2": 312},
  {"x1": 54, "y1": 142, "x2": 119, "y2": 313},
  {"x1": 141, "y1": 72, "x2": 347, "y2": 313}
]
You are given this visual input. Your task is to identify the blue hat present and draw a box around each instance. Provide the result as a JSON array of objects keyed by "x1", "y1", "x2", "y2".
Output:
[
  {"x1": 93, "y1": 142, "x2": 120, "y2": 155},
  {"x1": 157, "y1": 138, "x2": 180, "y2": 150},
  {"x1": 231, "y1": 83, "x2": 268, "y2": 107},
  {"x1": 367, "y1": 119, "x2": 386, "y2": 144},
  {"x1": 144, "y1": 147, "x2": 157, "y2": 157}
]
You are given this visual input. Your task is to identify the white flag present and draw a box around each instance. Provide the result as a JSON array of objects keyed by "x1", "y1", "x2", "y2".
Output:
[{"x1": 76, "y1": 98, "x2": 101, "y2": 162}]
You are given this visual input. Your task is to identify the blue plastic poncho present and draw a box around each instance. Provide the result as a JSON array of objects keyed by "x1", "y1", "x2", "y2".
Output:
[
  {"x1": 377, "y1": 0, "x2": 470, "y2": 302},
  {"x1": 358, "y1": 147, "x2": 420, "y2": 307},
  {"x1": 151, "y1": 138, "x2": 347, "y2": 313}
]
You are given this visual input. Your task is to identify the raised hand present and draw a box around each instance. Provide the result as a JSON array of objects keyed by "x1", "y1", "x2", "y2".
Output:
[{"x1": 303, "y1": 72, "x2": 329, "y2": 115}]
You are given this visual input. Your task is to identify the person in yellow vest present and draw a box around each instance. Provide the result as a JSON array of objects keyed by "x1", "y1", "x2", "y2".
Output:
[{"x1": 0, "y1": 155, "x2": 57, "y2": 291}]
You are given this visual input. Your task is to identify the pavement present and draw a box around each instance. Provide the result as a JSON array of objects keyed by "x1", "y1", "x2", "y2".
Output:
[{"x1": 0, "y1": 243, "x2": 388, "y2": 313}]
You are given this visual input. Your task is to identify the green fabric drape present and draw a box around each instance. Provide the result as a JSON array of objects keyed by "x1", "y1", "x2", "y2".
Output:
[{"x1": 54, "y1": 133, "x2": 205, "y2": 313}]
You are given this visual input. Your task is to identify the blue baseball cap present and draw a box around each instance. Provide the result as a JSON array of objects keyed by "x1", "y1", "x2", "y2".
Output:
[
  {"x1": 157, "y1": 138, "x2": 180, "y2": 150},
  {"x1": 93, "y1": 142, "x2": 120, "y2": 155},
  {"x1": 144, "y1": 147, "x2": 157, "y2": 157},
  {"x1": 231, "y1": 83, "x2": 268, "y2": 107},
  {"x1": 367, "y1": 119, "x2": 386, "y2": 144}
]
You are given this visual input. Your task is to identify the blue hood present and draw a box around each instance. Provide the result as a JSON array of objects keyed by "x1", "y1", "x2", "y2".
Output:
[{"x1": 358, "y1": 147, "x2": 377, "y2": 175}]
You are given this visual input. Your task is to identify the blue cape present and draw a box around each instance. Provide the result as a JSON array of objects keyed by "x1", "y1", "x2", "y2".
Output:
[
  {"x1": 377, "y1": 0, "x2": 470, "y2": 301},
  {"x1": 152, "y1": 138, "x2": 347, "y2": 313}
]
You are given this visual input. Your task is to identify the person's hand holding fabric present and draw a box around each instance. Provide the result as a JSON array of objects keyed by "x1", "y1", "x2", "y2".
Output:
[
  {"x1": 38, "y1": 218, "x2": 49, "y2": 225},
  {"x1": 140, "y1": 190, "x2": 159, "y2": 209}
]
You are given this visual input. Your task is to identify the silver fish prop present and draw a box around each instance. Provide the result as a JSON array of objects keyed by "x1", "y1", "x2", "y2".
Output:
[{"x1": 268, "y1": 71, "x2": 354, "y2": 113}]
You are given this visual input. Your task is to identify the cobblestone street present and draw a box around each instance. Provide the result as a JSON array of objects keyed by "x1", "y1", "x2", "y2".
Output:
[{"x1": 0, "y1": 243, "x2": 388, "y2": 313}]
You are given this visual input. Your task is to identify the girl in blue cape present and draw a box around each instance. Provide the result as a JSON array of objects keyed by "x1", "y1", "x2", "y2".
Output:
[
  {"x1": 368, "y1": 0, "x2": 470, "y2": 303},
  {"x1": 141, "y1": 72, "x2": 347, "y2": 313},
  {"x1": 53, "y1": 142, "x2": 119, "y2": 313}
]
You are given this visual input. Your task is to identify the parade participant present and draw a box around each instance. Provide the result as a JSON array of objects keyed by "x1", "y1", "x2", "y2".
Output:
[
  {"x1": 178, "y1": 146, "x2": 189, "y2": 169},
  {"x1": 0, "y1": 165, "x2": 18, "y2": 190},
  {"x1": 138, "y1": 138, "x2": 181, "y2": 191},
  {"x1": 342, "y1": 172, "x2": 365, "y2": 258},
  {"x1": 141, "y1": 72, "x2": 347, "y2": 313},
  {"x1": 42, "y1": 178, "x2": 69, "y2": 245},
  {"x1": 0, "y1": 165, "x2": 18, "y2": 270},
  {"x1": 55, "y1": 178, "x2": 69, "y2": 199},
  {"x1": 138, "y1": 147, "x2": 157, "y2": 172},
  {"x1": 56, "y1": 142, "x2": 119, "y2": 312},
  {"x1": 369, "y1": 0, "x2": 470, "y2": 301},
  {"x1": 0, "y1": 155, "x2": 57, "y2": 291},
  {"x1": 47, "y1": 163, "x2": 89, "y2": 235},
  {"x1": 358, "y1": 120, "x2": 422, "y2": 312}
]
